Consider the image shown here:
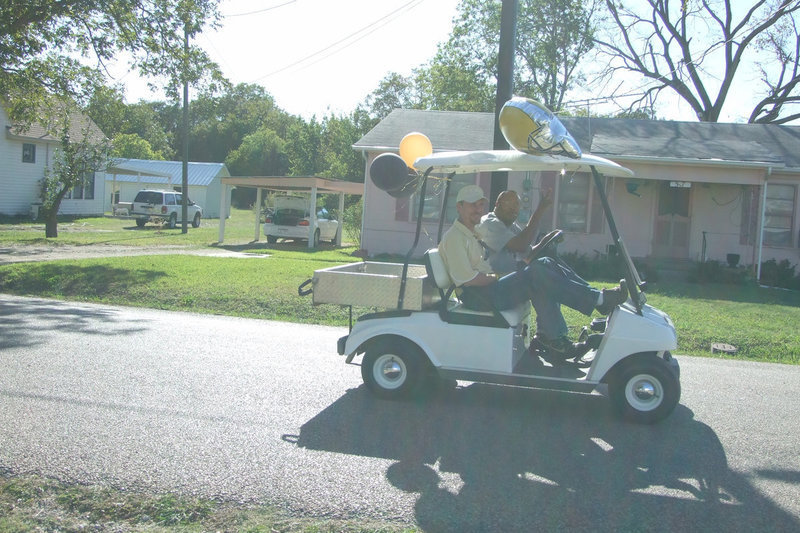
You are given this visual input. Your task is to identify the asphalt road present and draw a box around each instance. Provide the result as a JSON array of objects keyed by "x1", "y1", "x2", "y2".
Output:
[{"x1": 1, "y1": 294, "x2": 799, "y2": 531}]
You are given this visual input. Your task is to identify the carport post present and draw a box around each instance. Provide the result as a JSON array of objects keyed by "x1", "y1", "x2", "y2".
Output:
[
  {"x1": 218, "y1": 183, "x2": 228, "y2": 243},
  {"x1": 337, "y1": 192, "x2": 345, "y2": 246},
  {"x1": 254, "y1": 187, "x2": 262, "y2": 241},
  {"x1": 309, "y1": 185, "x2": 318, "y2": 249}
]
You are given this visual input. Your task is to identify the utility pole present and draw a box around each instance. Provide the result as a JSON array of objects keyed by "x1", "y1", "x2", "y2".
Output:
[
  {"x1": 490, "y1": 0, "x2": 518, "y2": 207},
  {"x1": 181, "y1": 20, "x2": 190, "y2": 234}
]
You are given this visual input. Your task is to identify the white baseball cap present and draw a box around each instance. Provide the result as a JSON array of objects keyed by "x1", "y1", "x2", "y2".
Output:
[{"x1": 456, "y1": 185, "x2": 487, "y2": 204}]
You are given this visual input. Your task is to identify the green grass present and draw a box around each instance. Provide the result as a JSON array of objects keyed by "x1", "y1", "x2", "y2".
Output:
[
  {"x1": 1, "y1": 251, "x2": 799, "y2": 364},
  {"x1": 0, "y1": 472, "x2": 413, "y2": 532},
  {"x1": 0, "y1": 208, "x2": 264, "y2": 247},
  {"x1": 1, "y1": 211, "x2": 799, "y2": 364}
]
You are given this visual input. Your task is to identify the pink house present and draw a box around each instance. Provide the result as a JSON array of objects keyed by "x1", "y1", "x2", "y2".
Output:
[{"x1": 353, "y1": 109, "x2": 800, "y2": 273}]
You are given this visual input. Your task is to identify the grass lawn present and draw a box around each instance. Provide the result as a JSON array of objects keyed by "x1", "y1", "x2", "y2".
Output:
[
  {"x1": 1, "y1": 211, "x2": 799, "y2": 365},
  {"x1": 0, "y1": 207, "x2": 268, "y2": 247}
]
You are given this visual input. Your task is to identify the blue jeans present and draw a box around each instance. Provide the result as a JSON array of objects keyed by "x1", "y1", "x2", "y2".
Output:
[{"x1": 464, "y1": 257, "x2": 600, "y2": 340}]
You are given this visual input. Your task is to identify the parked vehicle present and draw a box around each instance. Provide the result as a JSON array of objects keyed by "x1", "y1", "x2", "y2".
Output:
[
  {"x1": 302, "y1": 150, "x2": 681, "y2": 424},
  {"x1": 131, "y1": 189, "x2": 202, "y2": 229},
  {"x1": 263, "y1": 195, "x2": 339, "y2": 246}
]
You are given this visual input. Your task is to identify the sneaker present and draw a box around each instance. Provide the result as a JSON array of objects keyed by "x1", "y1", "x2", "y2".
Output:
[{"x1": 597, "y1": 279, "x2": 628, "y2": 315}]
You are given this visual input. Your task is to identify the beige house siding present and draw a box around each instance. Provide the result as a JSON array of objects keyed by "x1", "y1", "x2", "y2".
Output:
[{"x1": 359, "y1": 150, "x2": 800, "y2": 269}]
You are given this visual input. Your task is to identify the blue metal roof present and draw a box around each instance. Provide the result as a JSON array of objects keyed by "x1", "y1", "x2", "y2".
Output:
[{"x1": 105, "y1": 159, "x2": 229, "y2": 186}]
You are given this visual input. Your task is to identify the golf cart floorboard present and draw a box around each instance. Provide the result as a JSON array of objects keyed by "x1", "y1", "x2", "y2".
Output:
[
  {"x1": 441, "y1": 354, "x2": 596, "y2": 393},
  {"x1": 513, "y1": 353, "x2": 589, "y2": 380}
]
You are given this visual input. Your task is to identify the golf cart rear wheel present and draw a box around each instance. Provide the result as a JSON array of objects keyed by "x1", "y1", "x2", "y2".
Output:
[
  {"x1": 361, "y1": 339, "x2": 425, "y2": 399},
  {"x1": 609, "y1": 356, "x2": 680, "y2": 424}
]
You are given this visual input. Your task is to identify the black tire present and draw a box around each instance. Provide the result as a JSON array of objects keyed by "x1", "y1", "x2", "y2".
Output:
[
  {"x1": 609, "y1": 355, "x2": 680, "y2": 424},
  {"x1": 167, "y1": 213, "x2": 177, "y2": 229},
  {"x1": 135, "y1": 218, "x2": 146, "y2": 228},
  {"x1": 192, "y1": 212, "x2": 201, "y2": 228},
  {"x1": 266, "y1": 235, "x2": 278, "y2": 244},
  {"x1": 361, "y1": 339, "x2": 426, "y2": 399},
  {"x1": 312, "y1": 229, "x2": 320, "y2": 248}
]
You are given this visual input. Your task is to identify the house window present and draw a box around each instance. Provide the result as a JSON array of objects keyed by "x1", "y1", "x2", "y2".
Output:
[
  {"x1": 22, "y1": 143, "x2": 35, "y2": 163},
  {"x1": 763, "y1": 183, "x2": 795, "y2": 247},
  {"x1": 553, "y1": 172, "x2": 607, "y2": 234},
  {"x1": 66, "y1": 172, "x2": 95, "y2": 200},
  {"x1": 406, "y1": 173, "x2": 478, "y2": 224}
]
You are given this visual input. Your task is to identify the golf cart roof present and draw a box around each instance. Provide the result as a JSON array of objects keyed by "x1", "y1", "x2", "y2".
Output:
[{"x1": 414, "y1": 150, "x2": 634, "y2": 178}]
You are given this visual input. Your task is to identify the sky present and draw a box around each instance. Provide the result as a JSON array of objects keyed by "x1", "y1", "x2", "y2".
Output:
[
  {"x1": 112, "y1": 0, "x2": 767, "y2": 124},
  {"x1": 115, "y1": 0, "x2": 461, "y2": 118}
]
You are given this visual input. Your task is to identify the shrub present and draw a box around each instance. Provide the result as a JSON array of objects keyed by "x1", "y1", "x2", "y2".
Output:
[
  {"x1": 689, "y1": 260, "x2": 753, "y2": 285},
  {"x1": 759, "y1": 259, "x2": 800, "y2": 290},
  {"x1": 342, "y1": 200, "x2": 363, "y2": 247}
]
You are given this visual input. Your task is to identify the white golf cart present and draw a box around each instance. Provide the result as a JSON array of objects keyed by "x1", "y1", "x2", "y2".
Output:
[{"x1": 302, "y1": 150, "x2": 680, "y2": 424}]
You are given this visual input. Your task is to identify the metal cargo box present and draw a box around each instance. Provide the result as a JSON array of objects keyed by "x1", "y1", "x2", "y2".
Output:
[{"x1": 310, "y1": 261, "x2": 438, "y2": 310}]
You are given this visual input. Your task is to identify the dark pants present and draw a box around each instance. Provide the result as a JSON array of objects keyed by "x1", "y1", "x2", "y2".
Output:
[{"x1": 461, "y1": 257, "x2": 599, "y2": 339}]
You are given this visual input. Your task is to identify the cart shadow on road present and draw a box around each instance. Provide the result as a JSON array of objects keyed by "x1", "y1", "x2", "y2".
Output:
[{"x1": 292, "y1": 383, "x2": 799, "y2": 532}]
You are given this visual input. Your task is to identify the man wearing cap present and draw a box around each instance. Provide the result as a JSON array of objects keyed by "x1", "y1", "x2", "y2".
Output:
[{"x1": 439, "y1": 184, "x2": 627, "y2": 355}]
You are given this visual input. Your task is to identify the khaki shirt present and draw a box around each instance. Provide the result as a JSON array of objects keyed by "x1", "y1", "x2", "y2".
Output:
[{"x1": 439, "y1": 219, "x2": 493, "y2": 287}]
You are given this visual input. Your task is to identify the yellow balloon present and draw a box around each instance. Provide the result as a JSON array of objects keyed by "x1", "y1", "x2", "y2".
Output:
[{"x1": 399, "y1": 132, "x2": 433, "y2": 169}]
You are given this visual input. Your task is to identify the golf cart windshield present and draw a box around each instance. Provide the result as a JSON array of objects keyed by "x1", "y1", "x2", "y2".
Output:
[{"x1": 411, "y1": 150, "x2": 647, "y2": 313}]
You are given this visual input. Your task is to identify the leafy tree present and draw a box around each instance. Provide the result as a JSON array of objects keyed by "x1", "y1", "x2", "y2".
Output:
[
  {"x1": 188, "y1": 84, "x2": 282, "y2": 163},
  {"x1": 0, "y1": 1, "x2": 222, "y2": 121},
  {"x1": 37, "y1": 102, "x2": 110, "y2": 237},
  {"x1": 225, "y1": 128, "x2": 289, "y2": 177},
  {"x1": 424, "y1": 0, "x2": 599, "y2": 112},
  {"x1": 88, "y1": 88, "x2": 175, "y2": 157},
  {"x1": 361, "y1": 72, "x2": 421, "y2": 120},
  {"x1": 594, "y1": 0, "x2": 800, "y2": 124},
  {"x1": 111, "y1": 133, "x2": 164, "y2": 159}
]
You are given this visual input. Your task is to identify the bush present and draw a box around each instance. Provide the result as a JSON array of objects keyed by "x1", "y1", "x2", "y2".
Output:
[
  {"x1": 342, "y1": 200, "x2": 363, "y2": 247},
  {"x1": 759, "y1": 259, "x2": 800, "y2": 290},
  {"x1": 558, "y1": 249, "x2": 658, "y2": 283},
  {"x1": 689, "y1": 260, "x2": 753, "y2": 285}
]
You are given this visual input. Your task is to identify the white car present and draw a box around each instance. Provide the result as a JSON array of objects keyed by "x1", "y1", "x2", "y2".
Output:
[
  {"x1": 263, "y1": 195, "x2": 339, "y2": 246},
  {"x1": 131, "y1": 189, "x2": 202, "y2": 229}
]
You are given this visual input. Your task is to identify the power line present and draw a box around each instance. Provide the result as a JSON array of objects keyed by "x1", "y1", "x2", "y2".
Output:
[
  {"x1": 249, "y1": 0, "x2": 426, "y2": 82},
  {"x1": 224, "y1": 0, "x2": 296, "y2": 18}
]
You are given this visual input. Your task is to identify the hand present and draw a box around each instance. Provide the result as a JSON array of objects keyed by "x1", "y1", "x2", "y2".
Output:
[{"x1": 537, "y1": 188, "x2": 553, "y2": 211}]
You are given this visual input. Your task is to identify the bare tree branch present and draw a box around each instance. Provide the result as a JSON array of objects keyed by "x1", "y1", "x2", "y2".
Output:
[{"x1": 595, "y1": 0, "x2": 800, "y2": 123}]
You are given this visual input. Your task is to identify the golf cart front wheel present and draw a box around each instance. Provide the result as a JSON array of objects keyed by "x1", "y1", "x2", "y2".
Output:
[
  {"x1": 361, "y1": 339, "x2": 425, "y2": 399},
  {"x1": 609, "y1": 355, "x2": 680, "y2": 424}
]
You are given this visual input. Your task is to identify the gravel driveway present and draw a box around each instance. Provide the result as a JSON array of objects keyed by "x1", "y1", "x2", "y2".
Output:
[{"x1": 0, "y1": 243, "x2": 270, "y2": 264}]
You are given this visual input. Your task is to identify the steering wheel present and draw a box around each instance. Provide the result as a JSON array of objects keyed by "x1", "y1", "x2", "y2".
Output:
[{"x1": 527, "y1": 229, "x2": 564, "y2": 262}]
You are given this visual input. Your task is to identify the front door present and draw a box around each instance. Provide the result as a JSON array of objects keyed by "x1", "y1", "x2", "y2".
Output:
[{"x1": 653, "y1": 181, "x2": 691, "y2": 258}]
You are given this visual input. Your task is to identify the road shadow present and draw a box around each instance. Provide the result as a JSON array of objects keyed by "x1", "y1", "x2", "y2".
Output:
[
  {"x1": 0, "y1": 296, "x2": 152, "y2": 350},
  {"x1": 292, "y1": 384, "x2": 799, "y2": 532}
]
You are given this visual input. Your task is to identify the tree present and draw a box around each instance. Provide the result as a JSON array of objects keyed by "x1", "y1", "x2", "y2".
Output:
[
  {"x1": 594, "y1": 0, "x2": 800, "y2": 124},
  {"x1": 360, "y1": 72, "x2": 421, "y2": 120},
  {"x1": 0, "y1": 1, "x2": 222, "y2": 120},
  {"x1": 38, "y1": 102, "x2": 110, "y2": 238},
  {"x1": 426, "y1": 0, "x2": 599, "y2": 111},
  {"x1": 111, "y1": 133, "x2": 164, "y2": 159}
]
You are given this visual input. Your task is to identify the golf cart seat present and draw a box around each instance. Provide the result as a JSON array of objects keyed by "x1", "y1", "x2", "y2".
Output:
[{"x1": 423, "y1": 248, "x2": 529, "y2": 328}]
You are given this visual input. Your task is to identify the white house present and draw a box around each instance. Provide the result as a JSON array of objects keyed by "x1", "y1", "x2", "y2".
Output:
[
  {"x1": 1, "y1": 106, "x2": 106, "y2": 217},
  {"x1": 104, "y1": 159, "x2": 231, "y2": 218},
  {"x1": 353, "y1": 109, "x2": 800, "y2": 270}
]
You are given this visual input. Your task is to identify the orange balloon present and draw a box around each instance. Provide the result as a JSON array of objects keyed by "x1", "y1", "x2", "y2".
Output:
[{"x1": 399, "y1": 132, "x2": 433, "y2": 169}]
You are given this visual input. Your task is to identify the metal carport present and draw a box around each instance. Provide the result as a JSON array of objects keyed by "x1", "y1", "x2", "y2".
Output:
[{"x1": 217, "y1": 176, "x2": 364, "y2": 248}]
